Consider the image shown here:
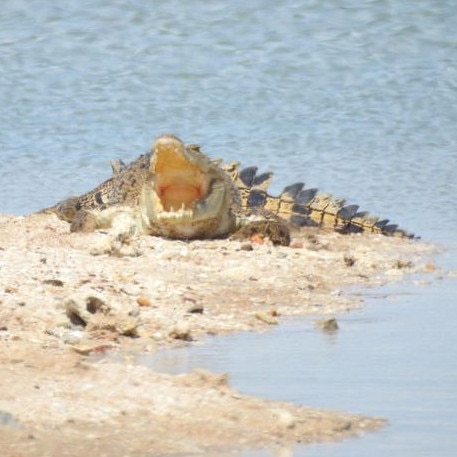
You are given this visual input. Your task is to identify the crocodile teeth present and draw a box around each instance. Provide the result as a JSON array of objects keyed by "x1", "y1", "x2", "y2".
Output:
[{"x1": 158, "y1": 208, "x2": 194, "y2": 220}]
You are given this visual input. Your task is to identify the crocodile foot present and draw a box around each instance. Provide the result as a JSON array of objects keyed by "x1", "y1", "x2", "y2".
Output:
[
  {"x1": 70, "y1": 210, "x2": 99, "y2": 232},
  {"x1": 231, "y1": 219, "x2": 291, "y2": 246}
]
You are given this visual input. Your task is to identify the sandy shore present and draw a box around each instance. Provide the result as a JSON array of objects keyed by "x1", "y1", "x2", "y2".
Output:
[{"x1": 0, "y1": 213, "x2": 439, "y2": 456}]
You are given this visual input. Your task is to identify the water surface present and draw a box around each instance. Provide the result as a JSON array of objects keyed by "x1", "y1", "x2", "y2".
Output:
[
  {"x1": 2, "y1": 0, "x2": 457, "y2": 243},
  {"x1": 146, "y1": 273, "x2": 457, "y2": 456}
]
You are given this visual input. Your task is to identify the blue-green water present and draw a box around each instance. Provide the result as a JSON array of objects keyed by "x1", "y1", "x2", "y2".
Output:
[{"x1": 1, "y1": 0, "x2": 457, "y2": 455}]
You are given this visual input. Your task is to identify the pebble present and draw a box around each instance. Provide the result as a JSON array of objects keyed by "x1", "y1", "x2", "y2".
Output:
[
  {"x1": 169, "y1": 321, "x2": 193, "y2": 341},
  {"x1": 137, "y1": 296, "x2": 152, "y2": 307},
  {"x1": 65, "y1": 293, "x2": 110, "y2": 326},
  {"x1": 62, "y1": 330, "x2": 84, "y2": 345},
  {"x1": 315, "y1": 318, "x2": 339, "y2": 332},
  {"x1": 255, "y1": 311, "x2": 278, "y2": 325},
  {"x1": 187, "y1": 305, "x2": 204, "y2": 314},
  {"x1": 273, "y1": 408, "x2": 296, "y2": 429},
  {"x1": 42, "y1": 279, "x2": 64, "y2": 287}
]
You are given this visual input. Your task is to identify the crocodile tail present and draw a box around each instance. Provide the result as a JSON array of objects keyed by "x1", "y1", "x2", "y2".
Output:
[
  {"x1": 225, "y1": 163, "x2": 415, "y2": 239},
  {"x1": 292, "y1": 191, "x2": 415, "y2": 238}
]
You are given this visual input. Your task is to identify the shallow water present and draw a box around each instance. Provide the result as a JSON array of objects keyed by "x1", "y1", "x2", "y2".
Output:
[
  {"x1": 1, "y1": 0, "x2": 457, "y2": 455},
  {"x1": 145, "y1": 273, "x2": 457, "y2": 456}
]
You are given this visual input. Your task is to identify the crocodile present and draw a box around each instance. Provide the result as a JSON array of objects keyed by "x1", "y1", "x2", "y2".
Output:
[{"x1": 40, "y1": 133, "x2": 414, "y2": 245}]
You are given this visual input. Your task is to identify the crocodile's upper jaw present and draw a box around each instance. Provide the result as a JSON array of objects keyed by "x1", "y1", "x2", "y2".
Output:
[{"x1": 142, "y1": 134, "x2": 234, "y2": 238}]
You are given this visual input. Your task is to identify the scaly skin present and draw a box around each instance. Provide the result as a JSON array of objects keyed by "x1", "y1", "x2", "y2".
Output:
[
  {"x1": 224, "y1": 163, "x2": 414, "y2": 238},
  {"x1": 42, "y1": 134, "x2": 241, "y2": 240},
  {"x1": 40, "y1": 134, "x2": 414, "y2": 245}
]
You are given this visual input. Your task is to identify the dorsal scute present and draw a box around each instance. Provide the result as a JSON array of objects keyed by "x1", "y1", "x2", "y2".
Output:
[
  {"x1": 223, "y1": 161, "x2": 415, "y2": 238},
  {"x1": 375, "y1": 219, "x2": 390, "y2": 228},
  {"x1": 383, "y1": 224, "x2": 399, "y2": 233},
  {"x1": 295, "y1": 188, "x2": 318, "y2": 205},
  {"x1": 281, "y1": 182, "x2": 305, "y2": 200},
  {"x1": 350, "y1": 211, "x2": 370, "y2": 221},
  {"x1": 252, "y1": 171, "x2": 273, "y2": 190},
  {"x1": 239, "y1": 166, "x2": 259, "y2": 187},
  {"x1": 337, "y1": 204, "x2": 359, "y2": 220}
]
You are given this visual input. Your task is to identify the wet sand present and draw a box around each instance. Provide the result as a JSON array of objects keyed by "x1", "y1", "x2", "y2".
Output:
[{"x1": 0, "y1": 213, "x2": 438, "y2": 456}]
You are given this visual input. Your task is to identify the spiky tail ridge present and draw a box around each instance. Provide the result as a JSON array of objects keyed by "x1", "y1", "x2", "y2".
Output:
[{"x1": 224, "y1": 163, "x2": 415, "y2": 239}]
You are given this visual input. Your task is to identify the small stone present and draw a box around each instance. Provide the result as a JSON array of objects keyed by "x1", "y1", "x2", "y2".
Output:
[
  {"x1": 70, "y1": 345, "x2": 93, "y2": 355},
  {"x1": 114, "y1": 317, "x2": 139, "y2": 337},
  {"x1": 86, "y1": 315, "x2": 139, "y2": 337},
  {"x1": 65, "y1": 293, "x2": 110, "y2": 327},
  {"x1": 185, "y1": 369, "x2": 229, "y2": 388},
  {"x1": 43, "y1": 279, "x2": 64, "y2": 287},
  {"x1": 290, "y1": 241, "x2": 304, "y2": 249},
  {"x1": 315, "y1": 318, "x2": 339, "y2": 332},
  {"x1": 70, "y1": 343, "x2": 114, "y2": 355},
  {"x1": 62, "y1": 330, "x2": 84, "y2": 345},
  {"x1": 4, "y1": 286, "x2": 18, "y2": 294},
  {"x1": 187, "y1": 305, "x2": 204, "y2": 314},
  {"x1": 169, "y1": 321, "x2": 193, "y2": 341},
  {"x1": 152, "y1": 331, "x2": 164, "y2": 340},
  {"x1": 394, "y1": 259, "x2": 413, "y2": 269},
  {"x1": 273, "y1": 409, "x2": 296, "y2": 429},
  {"x1": 255, "y1": 311, "x2": 278, "y2": 325},
  {"x1": 423, "y1": 262, "x2": 437, "y2": 273},
  {"x1": 137, "y1": 296, "x2": 152, "y2": 307},
  {"x1": 182, "y1": 293, "x2": 197, "y2": 304},
  {"x1": 250, "y1": 234, "x2": 265, "y2": 244},
  {"x1": 343, "y1": 255, "x2": 356, "y2": 267},
  {"x1": 240, "y1": 243, "x2": 254, "y2": 251}
]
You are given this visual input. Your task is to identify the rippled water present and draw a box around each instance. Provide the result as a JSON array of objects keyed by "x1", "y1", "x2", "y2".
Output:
[
  {"x1": 1, "y1": 0, "x2": 457, "y2": 455},
  {"x1": 2, "y1": 0, "x2": 457, "y2": 241}
]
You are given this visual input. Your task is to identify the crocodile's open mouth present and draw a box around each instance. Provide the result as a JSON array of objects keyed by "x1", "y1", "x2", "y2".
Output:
[{"x1": 153, "y1": 135, "x2": 209, "y2": 213}]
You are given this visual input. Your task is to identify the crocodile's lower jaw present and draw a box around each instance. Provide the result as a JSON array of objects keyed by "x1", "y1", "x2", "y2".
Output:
[{"x1": 155, "y1": 207, "x2": 195, "y2": 221}]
